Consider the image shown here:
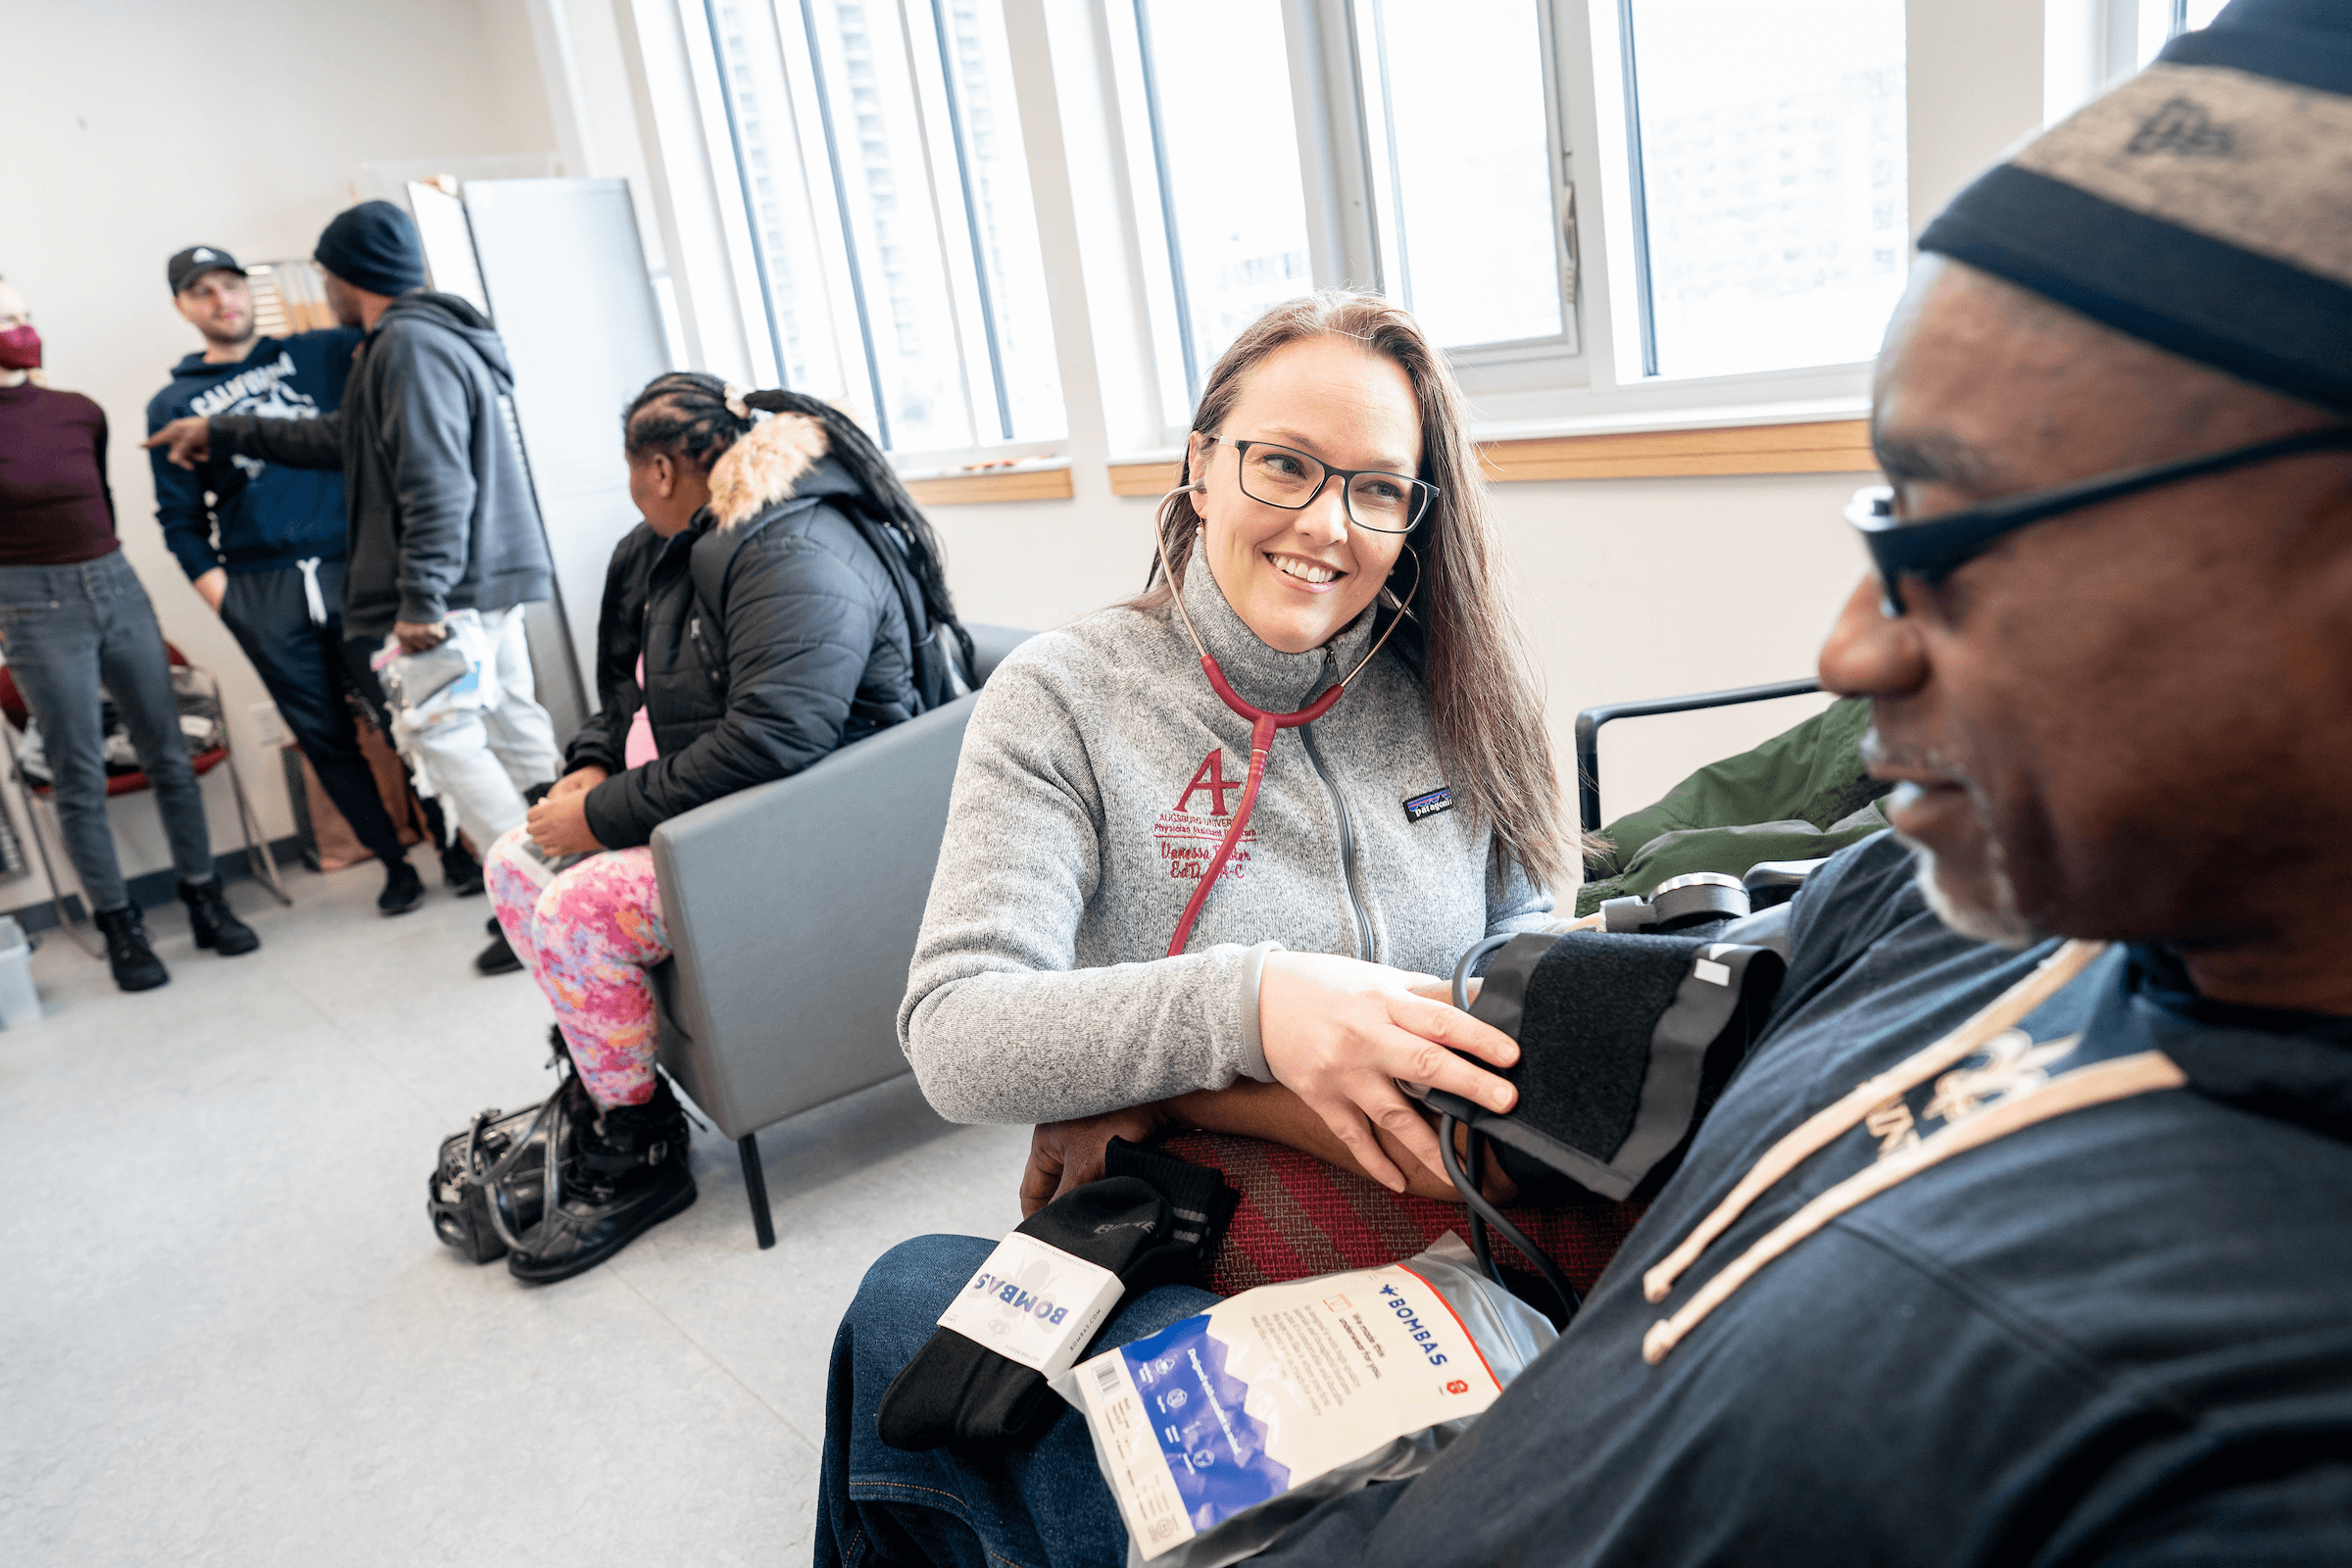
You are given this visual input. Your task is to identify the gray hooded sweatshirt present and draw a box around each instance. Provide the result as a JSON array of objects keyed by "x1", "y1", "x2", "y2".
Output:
[
  {"x1": 900, "y1": 561, "x2": 1555, "y2": 1125},
  {"x1": 210, "y1": 290, "x2": 554, "y2": 638}
]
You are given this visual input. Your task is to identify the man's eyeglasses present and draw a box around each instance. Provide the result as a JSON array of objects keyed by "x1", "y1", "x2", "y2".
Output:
[
  {"x1": 1847, "y1": 423, "x2": 2352, "y2": 615},
  {"x1": 1208, "y1": 436, "x2": 1438, "y2": 533}
]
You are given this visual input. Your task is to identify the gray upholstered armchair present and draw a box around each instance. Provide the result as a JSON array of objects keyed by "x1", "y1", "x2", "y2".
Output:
[{"x1": 648, "y1": 623, "x2": 1034, "y2": 1247}]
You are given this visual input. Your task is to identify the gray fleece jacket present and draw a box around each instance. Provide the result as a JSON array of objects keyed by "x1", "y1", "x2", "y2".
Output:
[{"x1": 900, "y1": 562, "x2": 1554, "y2": 1124}]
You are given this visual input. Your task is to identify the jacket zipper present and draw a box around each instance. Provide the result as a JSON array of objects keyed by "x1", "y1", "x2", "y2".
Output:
[{"x1": 1298, "y1": 720, "x2": 1376, "y2": 962}]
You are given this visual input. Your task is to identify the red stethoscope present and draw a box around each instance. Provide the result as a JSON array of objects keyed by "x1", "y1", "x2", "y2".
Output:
[{"x1": 1152, "y1": 482, "x2": 1417, "y2": 956}]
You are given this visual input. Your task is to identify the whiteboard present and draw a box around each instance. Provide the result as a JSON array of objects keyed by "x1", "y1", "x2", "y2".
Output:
[
  {"x1": 458, "y1": 178, "x2": 670, "y2": 717},
  {"x1": 405, "y1": 181, "x2": 492, "y2": 318}
]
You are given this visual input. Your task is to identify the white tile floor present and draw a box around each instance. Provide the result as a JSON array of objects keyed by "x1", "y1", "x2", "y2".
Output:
[{"x1": 0, "y1": 859, "x2": 1030, "y2": 1566}]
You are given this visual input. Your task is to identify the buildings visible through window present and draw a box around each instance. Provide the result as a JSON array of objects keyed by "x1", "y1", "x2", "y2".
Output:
[
  {"x1": 1131, "y1": 0, "x2": 1315, "y2": 409},
  {"x1": 1352, "y1": 0, "x2": 1568, "y2": 353},
  {"x1": 1623, "y1": 0, "x2": 1908, "y2": 380},
  {"x1": 705, "y1": 0, "x2": 1064, "y2": 453},
  {"x1": 692, "y1": 0, "x2": 1931, "y2": 457}
]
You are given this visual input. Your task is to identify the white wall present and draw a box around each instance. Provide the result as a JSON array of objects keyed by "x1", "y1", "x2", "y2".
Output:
[{"x1": 7, "y1": 0, "x2": 557, "y2": 904}]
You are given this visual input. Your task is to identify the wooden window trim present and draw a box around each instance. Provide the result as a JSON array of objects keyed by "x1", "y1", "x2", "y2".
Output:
[
  {"x1": 903, "y1": 466, "x2": 1077, "y2": 505},
  {"x1": 1106, "y1": 418, "x2": 1874, "y2": 497}
]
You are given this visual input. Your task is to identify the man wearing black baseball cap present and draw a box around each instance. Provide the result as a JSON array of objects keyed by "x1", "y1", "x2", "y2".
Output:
[
  {"x1": 145, "y1": 244, "x2": 425, "y2": 917},
  {"x1": 147, "y1": 201, "x2": 562, "y2": 970}
]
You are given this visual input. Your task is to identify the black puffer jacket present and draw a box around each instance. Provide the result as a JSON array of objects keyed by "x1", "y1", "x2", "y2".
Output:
[{"x1": 567, "y1": 413, "x2": 917, "y2": 850}]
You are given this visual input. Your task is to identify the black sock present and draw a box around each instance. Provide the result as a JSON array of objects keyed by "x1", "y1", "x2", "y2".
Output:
[
  {"x1": 1103, "y1": 1137, "x2": 1239, "y2": 1289},
  {"x1": 879, "y1": 1177, "x2": 1177, "y2": 1451}
]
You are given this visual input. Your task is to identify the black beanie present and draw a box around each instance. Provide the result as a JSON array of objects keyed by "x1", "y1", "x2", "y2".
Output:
[
  {"x1": 314, "y1": 201, "x2": 428, "y2": 299},
  {"x1": 1917, "y1": 0, "x2": 2352, "y2": 413}
]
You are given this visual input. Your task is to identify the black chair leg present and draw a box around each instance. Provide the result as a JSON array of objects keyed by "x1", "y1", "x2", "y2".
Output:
[{"x1": 739, "y1": 1133, "x2": 776, "y2": 1250}]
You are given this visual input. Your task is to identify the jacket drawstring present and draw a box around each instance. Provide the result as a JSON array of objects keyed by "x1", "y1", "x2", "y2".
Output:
[
  {"x1": 1636, "y1": 939, "x2": 2183, "y2": 1364},
  {"x1": 1641, "y1": 1047, "x2": 2182, "y2": 1363},
  {"x1": 295, "y1": 557, "x2": 327, "y2": 626}
]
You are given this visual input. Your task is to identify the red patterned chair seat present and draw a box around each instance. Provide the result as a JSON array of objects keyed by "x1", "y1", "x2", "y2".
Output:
[{"x1": 1156, "y1": 1129, "x2": 1646, "y2": 1297}]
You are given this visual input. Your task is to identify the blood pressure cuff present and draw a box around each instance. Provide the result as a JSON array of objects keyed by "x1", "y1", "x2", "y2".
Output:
[
  {"x1": 876, "y1": 1156, "x2": 1238, "y2": 1451},
  {"x1": 1450, "y1": 926, "x2": 1787, "y2": 1202}
]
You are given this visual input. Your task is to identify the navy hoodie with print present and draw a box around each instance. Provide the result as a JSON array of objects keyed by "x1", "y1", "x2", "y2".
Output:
[{"x1": 145, "y1": 327, "x2": 362, "y2": 581}]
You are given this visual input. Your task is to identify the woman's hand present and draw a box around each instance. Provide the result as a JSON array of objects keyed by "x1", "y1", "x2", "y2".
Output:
[
  {"x1": 1020, "y1": 1104, "x2": 1173, "y2": 1216},
  {"x1": 525, "y1": 788, "x2": 606, "y2": 857},
  {"x1": 547, "y1": 764, "x2": 610, "y2": 801},
  {"x1": 1258, "y1": 952, "x2": 1519, "y2": 1195},
  {"x1": 1168, "y1": 1082, "x2": 1518, "y2": 1204}
]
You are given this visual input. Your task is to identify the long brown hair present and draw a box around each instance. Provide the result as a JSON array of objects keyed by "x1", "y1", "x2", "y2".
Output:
[{"x1": 1131, "y1": 290, "x2": 1577, "y2": 893}]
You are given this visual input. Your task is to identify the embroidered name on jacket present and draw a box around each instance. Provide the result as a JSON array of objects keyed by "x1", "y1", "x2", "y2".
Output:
[
  {"x1": 1153, "y1": 749, "x2": 1256, "y2": 884},
  {"x1": 1402, "y1": 786, "x2": 1453, "y2": 824}
]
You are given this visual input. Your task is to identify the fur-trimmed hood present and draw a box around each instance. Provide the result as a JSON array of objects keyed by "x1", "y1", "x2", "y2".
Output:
[{"x1": 709, "y1": 410, "x2": 834, "y2": 530}]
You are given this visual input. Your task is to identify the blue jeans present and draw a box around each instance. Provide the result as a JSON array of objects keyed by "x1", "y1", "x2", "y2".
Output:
[
  {"x1": 817, "y1": 1235, "x2": 1218, "y2": 1568},
  {"x1": 0, "y1": 553, "x2": 213, "y2": 910}
]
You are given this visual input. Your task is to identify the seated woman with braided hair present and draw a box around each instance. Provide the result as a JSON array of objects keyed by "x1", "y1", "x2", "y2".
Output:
[{"x1": 483, "y1": 370, "x2": 969, "y2": 1283}]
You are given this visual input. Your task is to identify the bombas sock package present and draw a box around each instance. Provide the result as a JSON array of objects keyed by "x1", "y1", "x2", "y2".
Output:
[{"x1": 1051, "y1": 1236, "x2": 1554, "y2": 1567}]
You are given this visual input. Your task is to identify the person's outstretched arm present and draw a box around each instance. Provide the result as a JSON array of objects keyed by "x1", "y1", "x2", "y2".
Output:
[{"x1": 155, "y1": 407, "x2": 345, "y2": 471}]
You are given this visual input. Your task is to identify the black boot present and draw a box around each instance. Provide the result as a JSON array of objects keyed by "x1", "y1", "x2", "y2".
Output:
[
  {"x1": 476, "y1": 916, "x2": 523, "y2": 975},
  {"x1": 179, "y1": 878, "x2": 260, "y2": 956},
  {"x1": 94, "y1": 905, "x2": 170, "y2": 992},
  {"x1": 378, "y1": 857, "x2": 426, "y2": 916},
  {"x1": 509, "y1": 1077, "x2": 696, "y2": 1284},
  {"x1": 442, "y1": 840, "x2": 485, "y2": 898}
]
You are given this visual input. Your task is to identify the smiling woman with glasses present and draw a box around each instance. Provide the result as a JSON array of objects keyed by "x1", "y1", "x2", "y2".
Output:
[{"x1": 894, "y1": 289, "x2": 1598, "y2": 1269}]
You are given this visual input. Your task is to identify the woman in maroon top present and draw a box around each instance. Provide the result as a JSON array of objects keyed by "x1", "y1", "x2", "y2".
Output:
[{"x1": 0, "y1": 276, "x2": 257, "y2": 988}]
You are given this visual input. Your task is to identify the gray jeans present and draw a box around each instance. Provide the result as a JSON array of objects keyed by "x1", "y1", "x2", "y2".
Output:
[{"x1": 0, "y1": 552, "x2": 214, "y2": 910}]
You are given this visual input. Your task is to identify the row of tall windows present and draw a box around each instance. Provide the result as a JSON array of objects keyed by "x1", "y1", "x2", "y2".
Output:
[{"x1": 690, "y1": 0, "x2": 2221, "y2": 456}]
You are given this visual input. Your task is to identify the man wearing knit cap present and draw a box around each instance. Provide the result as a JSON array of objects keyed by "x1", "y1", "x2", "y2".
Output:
[
  {"x1": 810, "y1": 2, "x2": 2352, "y2": 1562},
  {"x1": 148, "y1": 200, "x2": 564, "y2": 971}
]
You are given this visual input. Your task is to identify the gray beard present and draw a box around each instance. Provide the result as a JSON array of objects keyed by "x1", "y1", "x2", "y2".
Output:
[{"x1": 1896, "y1": 828, "x2": 2042, "y2": 950}]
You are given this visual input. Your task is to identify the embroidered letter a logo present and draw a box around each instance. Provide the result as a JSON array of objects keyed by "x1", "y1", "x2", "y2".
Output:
[{"x1": 1177, "y1": 750, "x2": 1241, "y2": 815}]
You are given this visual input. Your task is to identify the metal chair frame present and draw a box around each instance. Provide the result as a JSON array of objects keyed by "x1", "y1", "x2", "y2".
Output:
[
  {"x1": 0, "y1": 654, "x2": 289, "y2": 958},
  {"x1": 1574, "y1": 679, "x2": 1824, "y2": 836}
]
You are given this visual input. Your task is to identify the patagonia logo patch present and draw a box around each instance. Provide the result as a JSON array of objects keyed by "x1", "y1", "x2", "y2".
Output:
[{"x1": 1402, "y1": 787, "x2": 1453, "y2": 824}]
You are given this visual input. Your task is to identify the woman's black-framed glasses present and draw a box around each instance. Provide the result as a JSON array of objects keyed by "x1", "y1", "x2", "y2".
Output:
[
  {"x1": 1210, "y1": 436, "x2": 1438, "y2": 533},
  {"x1": 1848, "y1": 422, "x2": 2352, "y2": 614}
]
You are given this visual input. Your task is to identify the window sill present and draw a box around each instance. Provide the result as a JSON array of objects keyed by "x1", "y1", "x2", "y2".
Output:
[
  {"x1": 1107, "y1": 401, "x2": 1874, "y2": 494},
  {"x1": 900, "y1": 457, "x2": 1075, "y2": 506},
  {"x1": 1476, "y1": 417, "x2": 1873, "y2": 481}
]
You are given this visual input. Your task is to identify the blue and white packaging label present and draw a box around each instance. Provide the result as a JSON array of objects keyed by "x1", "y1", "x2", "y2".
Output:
[
  {"x1": 1067, "y1": 1260, "x2": 1503, "y2": 1560},
  {"x1": 934, "y1": 1233, "x2": 1127, "y2": 1379}
]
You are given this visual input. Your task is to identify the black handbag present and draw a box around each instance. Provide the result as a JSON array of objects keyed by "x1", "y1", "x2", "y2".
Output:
[{"x1": 427, "y1": 1077, "x2": 583, "y2": 1264}]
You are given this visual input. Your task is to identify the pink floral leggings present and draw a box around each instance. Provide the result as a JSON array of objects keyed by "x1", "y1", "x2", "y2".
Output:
[{"x1": 486, "y1": 828, "x2": 669, "y2": 1108}]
